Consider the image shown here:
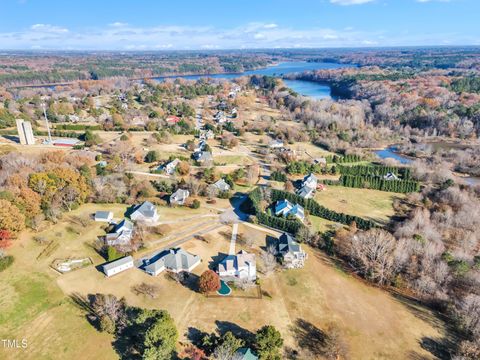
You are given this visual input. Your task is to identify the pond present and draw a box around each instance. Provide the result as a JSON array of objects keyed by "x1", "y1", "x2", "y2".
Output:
[
  {"x1": 375, "y1": 146, "x2": 412, "y2": 165},
  {"x1": 217, "y1": 280, "x2": 232, "y2": 296}
]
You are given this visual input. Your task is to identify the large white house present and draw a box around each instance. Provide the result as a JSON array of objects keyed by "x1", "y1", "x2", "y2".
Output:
[
  {"x1": 218, "y1": 250, "x2": 256, "y2": 281},
  {"x1": 213, "y1": 178, "x2": 231, "y2": 192},
  {"x1": 105, "y1": 218, "x2": 134, "y2": 246},
  {"x1": 130, "y1": 201, "x2": 159, "y2": 223},
  {"x1": 275, "y1": 199, "x2": 305, "y2": 222},
  {"x1": 102, "y1": 256, "x2": 134, "y2": 277},
  {"x1": 302, "y1": 173, "x2": 318, "y2": 189},
  {"x1": 170, "y1": 189, "x2": 190, "y2": 205},
  {"x1": 277, "y1": 233, "x2": 307, "y2": 268}
]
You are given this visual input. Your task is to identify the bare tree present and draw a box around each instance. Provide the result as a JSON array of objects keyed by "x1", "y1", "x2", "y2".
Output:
[
  {"x1": 341, "y1": 228, "x2": 397, "y2": 285},
  {"x1": 260, "y1": 245, "x2": 277, "y2": 275},
  {"x1": 131, "y1": 282, "x2": 160, "y2": 299}
]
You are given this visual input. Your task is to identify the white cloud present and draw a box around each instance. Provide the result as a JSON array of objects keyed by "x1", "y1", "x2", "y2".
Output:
[
  {"x1": 0, "y1": 21, "x2": 471, "y2": 50},
  {"x1": 109, "y1": 22, "x2": 129, "y2": 27},
  {"x1": 330, "y1": 0, "x2": 375, "y2": 5},
  {"x1": 30, "y1": 24, "x2": 69, "y2": 33}
]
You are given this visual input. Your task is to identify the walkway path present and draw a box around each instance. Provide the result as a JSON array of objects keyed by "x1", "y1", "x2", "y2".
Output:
[{"x1": 229, "y1": 223, "x2": 238, "y2": 255}]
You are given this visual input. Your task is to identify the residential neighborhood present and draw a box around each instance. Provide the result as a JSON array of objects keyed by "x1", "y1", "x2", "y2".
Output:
[{"x1": 2, "y1": 16, "x2": 478, "y2": 358}]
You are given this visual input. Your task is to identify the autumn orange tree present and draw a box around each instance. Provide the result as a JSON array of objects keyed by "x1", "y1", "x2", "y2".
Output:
[
  {"x1": 199, "y1": 270, "x2": 221, "y2": 294},
  {"x1": 0, "y1": 199, "x2": 26, "y2": 235}
]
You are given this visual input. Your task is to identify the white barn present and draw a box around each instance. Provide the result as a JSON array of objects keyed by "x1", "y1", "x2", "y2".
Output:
[{"x1": 102, "y1": 256, "x2": 134, "y2": 277}]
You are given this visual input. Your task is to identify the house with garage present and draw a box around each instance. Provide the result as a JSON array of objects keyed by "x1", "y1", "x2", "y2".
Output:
[
  {"x1": 105, "y1": 218, "x2": 134, "y2": 246},
  {"x1": 274, "y1": 199, "x2": 305, "y2": 222},
  {"x1": 277, "y1": 233, "x2": 307, "y2": 268},
  {"x1": 130, "y1": 201, "x2": 159, "y2": 224},
  {"x1": 94, "y1": 211, "x2": 113, "y2": 223},
  {"x1": 194, "y1": 140, "x2": 207, "y2": 153},
  {"x1": 143, "y1": 248, "x2": 201, "y2": 276},
  {"x1": 218, "y1": 250, "x2": 256, "y2": 281},
  {"x1": 302, "y1": 173, "x2": 318, "y2": 189},
  {"x1": 200, "y1": 129, "x2": 214, "y2": 140},
  {"x1": 193, "y1": 151, "x2": 213, "y2": 164},
  {"x1": 159, "y1": 158, "x2": 180, "y2": 175},
  {"x1": 170, "y1": 189, "x2": 190, "y2": 205},
  {"x1": 102, "y1": 256, "x2": 134, "y2": 277},
  {"x1": 213, "y1": 178, "x2": 231, "y2": 192}
]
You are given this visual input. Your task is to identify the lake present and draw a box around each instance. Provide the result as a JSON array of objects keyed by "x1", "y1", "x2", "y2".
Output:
[
  {"x1": 153, "y1": 61, "x2": 351, "y2": 99},
  {"x1": 375, "y1": 147, "x2": 412, "y2": 165}
]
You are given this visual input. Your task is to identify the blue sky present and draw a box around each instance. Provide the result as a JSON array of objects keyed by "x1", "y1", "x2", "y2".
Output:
[{"x1": 0, "y1": 0, "x2": 478, "y2": 50}]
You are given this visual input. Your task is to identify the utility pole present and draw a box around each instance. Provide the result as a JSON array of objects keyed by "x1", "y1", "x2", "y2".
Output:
[{"x1": 42, "y1": 103, "x2": 53, "y2": 144}]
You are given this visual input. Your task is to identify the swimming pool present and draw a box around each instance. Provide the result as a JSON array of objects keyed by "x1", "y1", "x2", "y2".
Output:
[{"x1": 217, "y1": 280, "x2": 232, "y2": 296}]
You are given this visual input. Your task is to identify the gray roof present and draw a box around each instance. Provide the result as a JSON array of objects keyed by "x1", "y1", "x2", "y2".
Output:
[
  {"x1": 278, "y1": 233, "x2": 301, "y2": 254},
  {"x1": 144, "y1": 259, "x2": 165, "y2": 274},
  {"x1": 297, "y1": 185, "x2": 314, "y2": 198},
  {"x1": 132, "y1": 201, "x2": 157, "y2": 218},
  {"x1": 214, "y1": 178, "x2": 230, "y2": 191},
  {"x1": 114, "y1": 218, "x2": 134, "y2": 233},
  {"x1": 145, "y1": 248, "x2": 200, "y2": 272},
  {"x1": 194, "y1": 151, "x2": 213, "y2": 162},
  {"x1": 102, "y1": 256, "x2": 133, "y2": 271},
  {"x1": 95, "y1": 211, "x2": 112, "y2": 219}
]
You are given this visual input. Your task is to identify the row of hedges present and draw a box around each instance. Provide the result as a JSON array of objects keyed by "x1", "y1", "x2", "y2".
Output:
[
  {"x1": 325, "y1": 154, "x2": 363, "y2": 164},
  {"x1": 340, "y1": 175, "x2": 420, "y2": 193},
  {"x1": 269, "y1": 189, "x2": 375, "y2": 230},
  {"x1": 248, "y1": 187, "x2": 375, "y2": 233},
  {"x1": 286, "y1": 161, "x2": 323, "y2": 175},
  {"x1": 338, "y1": 164, "x2": 412, "y2": 179}
]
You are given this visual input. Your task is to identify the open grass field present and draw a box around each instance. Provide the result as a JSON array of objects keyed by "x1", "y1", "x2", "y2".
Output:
[
  {"x1": 315, "y1": 185, "x2": 404, "y2": 225},
  {"x1": 2, "y1": 202, "x2": 447, "y2": 359}
]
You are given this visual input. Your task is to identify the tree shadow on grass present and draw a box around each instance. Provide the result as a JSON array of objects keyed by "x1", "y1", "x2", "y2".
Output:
[
  {"x1": 290, "y1": 318, "x2": 328, "y2": 355},
  {"x1": 215, "y1": 320, "x2": 255, "y2": 344}
]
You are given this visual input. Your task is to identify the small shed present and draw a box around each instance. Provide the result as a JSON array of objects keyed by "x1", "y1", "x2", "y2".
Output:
[{"x1": 94, "y1": 211, "x2": 114, "y2": 223}]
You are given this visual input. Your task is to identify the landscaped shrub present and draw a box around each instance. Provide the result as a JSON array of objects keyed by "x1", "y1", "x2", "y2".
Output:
[
  {"x1": 0, "y1": 255, "x2": 14, "y2": 272},
  {"x1": 270, "y1": 171, "x2": 287, "y2": 182},
  {"x1": 339, "y1": 175, "x2": 420, "y2": 193}
]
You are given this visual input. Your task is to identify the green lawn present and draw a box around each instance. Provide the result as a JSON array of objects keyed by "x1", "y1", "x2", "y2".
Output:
[
  {"x1": 315, "y1": 185, "x2": 403, "y2": 225},
  {"x1": 309, "y1": 216, "x2": 342, "y2": 233}
]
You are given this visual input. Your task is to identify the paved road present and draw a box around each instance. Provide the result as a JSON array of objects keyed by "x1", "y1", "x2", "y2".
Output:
[
  {"x1": 126, "y1": 170, "x2": 170, "y2": 179},
  {"x1": 229, "y1": 223, "x2": 238, "y2": 255},
  {"x1": 136, "y1": 222, "x2": 224, "y2": 267}
]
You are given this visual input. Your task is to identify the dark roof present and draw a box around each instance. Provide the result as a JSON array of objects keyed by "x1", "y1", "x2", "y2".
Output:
[{"x1": 278, "y1": 233, "x2": 301, "y2": 254}]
